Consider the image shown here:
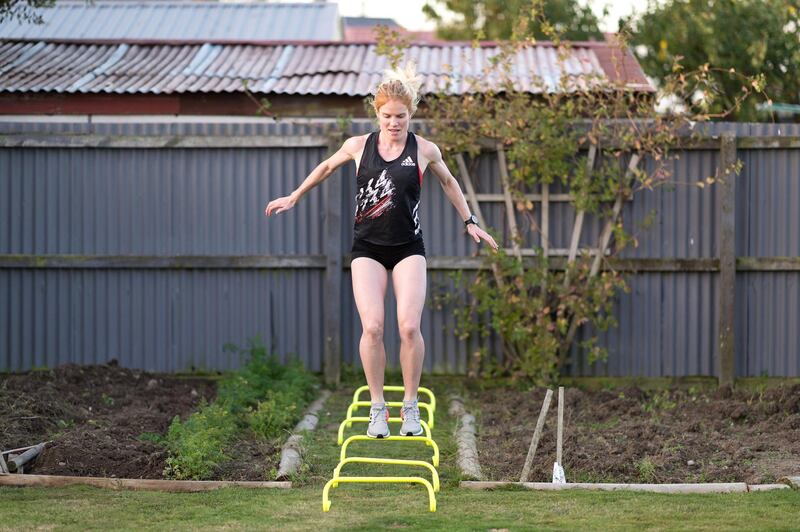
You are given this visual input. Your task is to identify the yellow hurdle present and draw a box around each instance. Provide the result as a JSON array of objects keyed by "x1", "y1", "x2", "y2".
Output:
[
  {"x1": 340, "y1": 435, "x2": 439, "y2": 467},
  {"x1": 345, "y1": 401, "x2": 435, "y2": 429},
  {"x1": 322, "y1": 386, "x2": 439, "y2": 512},
  {"x1": 322, "y1": 476, "x2": 436, "y2": 512},
  {"x1": 332, "y1": 457, "x2": 440, "y2": 492},
  {"x1": 351, "y1": 385, "x2": 437, "y2": 414},
  {"x1": 337, "y1": 417, "x2": 431, "y2": 445}
]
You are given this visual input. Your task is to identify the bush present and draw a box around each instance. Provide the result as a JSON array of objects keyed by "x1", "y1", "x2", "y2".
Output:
[
  {"x1": 163, "y1": 400, "x2": 238, "y2": 480},
  {"x1": 163, "y1": 338, "x2": 318, "y2": 479}
]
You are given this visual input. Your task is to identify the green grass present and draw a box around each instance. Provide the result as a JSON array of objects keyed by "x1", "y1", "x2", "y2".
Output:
[{"x1": 1, "y1": 485, "x2": 797, "y2": 531}]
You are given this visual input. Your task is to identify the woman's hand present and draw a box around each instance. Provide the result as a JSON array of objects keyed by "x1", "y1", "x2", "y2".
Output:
[
  {"x1": 467, "y1": 223, "x2": 499, "y2": 251},
  {"x1": 265, "y1": 195, "x2": 297, "y2": 217}
]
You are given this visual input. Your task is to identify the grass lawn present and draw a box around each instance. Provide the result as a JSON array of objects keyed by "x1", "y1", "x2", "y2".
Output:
[
  {"x1": 1, "y1": 484, "x2": 798, "y2": 531},
  {"x1": 2, "y1": 375, "x2": 798, "y2": 530}
]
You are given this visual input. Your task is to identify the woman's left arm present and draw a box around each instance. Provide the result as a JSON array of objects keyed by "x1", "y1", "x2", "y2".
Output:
[{"x1": 421, "y1": 140, "x2": 499, "y2": 251}]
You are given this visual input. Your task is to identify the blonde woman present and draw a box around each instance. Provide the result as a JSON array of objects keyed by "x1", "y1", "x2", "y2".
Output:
[{"x1": 266, "y1": 63, "x2": 497, "y2": 438}]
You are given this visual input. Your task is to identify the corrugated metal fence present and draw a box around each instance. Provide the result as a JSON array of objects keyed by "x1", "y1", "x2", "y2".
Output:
[{"x1": 1, "y1": 119, "x2": 798, "y2": 377}]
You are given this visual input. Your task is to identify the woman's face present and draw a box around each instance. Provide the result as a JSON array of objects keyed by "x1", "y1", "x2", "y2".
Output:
[{"x1": 377, "y1": 99, "x2": 411, "y2": 140}]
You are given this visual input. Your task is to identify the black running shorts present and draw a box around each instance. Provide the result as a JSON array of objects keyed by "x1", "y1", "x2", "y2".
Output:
[{"x1": 351, "y1": 238, "x2": 426, "y2": 270}]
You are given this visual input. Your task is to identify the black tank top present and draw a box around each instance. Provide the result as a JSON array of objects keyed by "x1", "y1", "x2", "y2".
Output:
[{"x1": 353, "y1": 131, "x2": 422, "y2": 245}]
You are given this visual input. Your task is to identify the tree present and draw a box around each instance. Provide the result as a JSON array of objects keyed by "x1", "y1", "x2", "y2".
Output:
[
  {"x1": 0, "y1": 0, "x2": 55, "y2": 24},
  {"x1": 625, "y1": 0, "x2": 799, "y2": 121},
  {"x1": 423, "y1": 0, "x2": 604, "y2": 41}
]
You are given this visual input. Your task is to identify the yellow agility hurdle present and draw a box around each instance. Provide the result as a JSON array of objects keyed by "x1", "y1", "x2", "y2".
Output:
[
  {"x1": 351, "y1": 385, "x2": 437, "y2": 414},
  {"x1": 340, "y1": 434, "x2": 440, "y2": 467},
  {"x1": 345, "y1": 400, "x2": 435, "y2": 429},
  {"x1": 332, "y1": 457, "x2": 440, "y2": 492},
  {"x1": 337, "y1": 417, "x2": 431, "y2": 444},
  {"x1": 322, "y1": 386, "x2": 439, "y2": 512},
  {"x1": 322, "y1": 476, "x2": 436, "y2": 512}
]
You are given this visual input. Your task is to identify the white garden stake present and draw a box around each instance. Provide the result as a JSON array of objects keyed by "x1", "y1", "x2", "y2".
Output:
[{"x1": 552, "y1": 386, "x2": 566, "y2": 484}]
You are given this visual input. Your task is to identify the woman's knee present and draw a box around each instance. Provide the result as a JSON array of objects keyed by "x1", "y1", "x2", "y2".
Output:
[
  {"x1": 398, "y1": 321, "x2": 421, "y2": 342},
  {"x1": 361, "y1": 321, "x2": 384, "y2": 342}
]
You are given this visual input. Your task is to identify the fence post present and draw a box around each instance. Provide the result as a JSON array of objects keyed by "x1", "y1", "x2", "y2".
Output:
[
  {"x1": 717, "y1": 133, "x2": 737, "y2": 388},
  {"x1": 323, "y1": 148, "x2": 343, "y2": 386}
]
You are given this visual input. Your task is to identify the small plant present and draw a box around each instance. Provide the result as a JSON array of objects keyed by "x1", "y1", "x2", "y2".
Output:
[
  {"x1": 245, "y1": 392, "x2": 298, "y2": 440},
  {"x1": 642, "y1": 390, "x2": 677, "y2": 413},
  {"x1": 137, "y1": 432, "x2": 165, "y2": 445},
  {"x1": 636, "y1": 457, "x2": 657, "y2": 483},
  {"x1": 163, "y1": 401, "x2": 238, "y2": 480}
]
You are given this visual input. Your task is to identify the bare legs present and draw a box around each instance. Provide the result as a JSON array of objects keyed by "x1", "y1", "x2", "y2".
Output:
[
  {"x1": 392, "y1": 255, "x2": 426, "y2": 401},
  {"x1": 351, "y1": 255, "x2": 427, "y2": 403},
  {"x1": 351, "y1": 257, "x2": 389, "y2": 403}
]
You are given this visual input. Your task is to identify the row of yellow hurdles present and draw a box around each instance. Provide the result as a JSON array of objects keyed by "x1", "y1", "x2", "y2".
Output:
[{"x1": 322, "y1": 385, "x2": 440, "y2": 512}]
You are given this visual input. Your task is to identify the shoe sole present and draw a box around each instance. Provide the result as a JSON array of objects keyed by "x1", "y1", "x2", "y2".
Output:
[
  {"x1": 402, "y1": 428, "x2": 424, "y2": 436},
  {"x1": 366, "y1": 431, "x2": 390, "y2": 439}
]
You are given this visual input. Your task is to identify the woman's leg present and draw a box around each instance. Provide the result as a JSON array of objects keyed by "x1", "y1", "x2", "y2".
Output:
[
  {"x1": 351, "y1": 257, "x2": 389, "y2": 403},
  {"x1": 391, "y1": 254, "x2": 427, "y2": 401}
]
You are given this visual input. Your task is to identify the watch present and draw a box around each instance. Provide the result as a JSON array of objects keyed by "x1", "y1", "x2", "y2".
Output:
[{"x1": 464, "y1": 214, "x2": 478, "y2": 227}]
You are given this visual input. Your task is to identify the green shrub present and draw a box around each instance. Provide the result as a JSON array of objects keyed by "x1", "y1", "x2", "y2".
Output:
[
  {"x1": 164, "y1": 400, "x2": 238, "y2": 480},
  {"x1": 245, "y1": 391, "x2": 298, "y2": 439},
  {"x1": 163, "y1": 338, "x2": 318, "y2": 480}
]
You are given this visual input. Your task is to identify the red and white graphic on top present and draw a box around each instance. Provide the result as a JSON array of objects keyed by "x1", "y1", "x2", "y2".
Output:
[{"x1": 355, "y1": 169, "x2": 395, "y2": 224}]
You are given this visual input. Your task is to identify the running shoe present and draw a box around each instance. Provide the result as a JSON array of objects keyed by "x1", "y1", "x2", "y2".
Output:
[
  {"x1": 400, "y1": 399, "x2": 424, "y2": 436},
  {"x1": 367, "y1": 402, "x2": 390, "y2": 438}
]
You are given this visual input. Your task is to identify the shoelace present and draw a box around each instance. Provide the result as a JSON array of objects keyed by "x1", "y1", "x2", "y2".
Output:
[
  {"x1": 401, "y1": 404, "x2": 420, "y2": 423},
  {"x1": 369, "y1": 407, "x2": 386, "y2": 424}
]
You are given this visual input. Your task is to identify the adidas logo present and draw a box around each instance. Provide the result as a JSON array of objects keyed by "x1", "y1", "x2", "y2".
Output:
[{"x1": 400, "y1": 156, "x2": 415, "y2": 167}]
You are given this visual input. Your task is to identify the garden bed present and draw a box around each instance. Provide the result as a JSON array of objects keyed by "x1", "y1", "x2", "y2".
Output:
[
  {"x1": 0, "y1": 362, "x2": 280, "y2": 480},
  {"x1": 2, "y1": 362, "x2": 214, "y2": 478},
  {"x1": 474, "y1": 384, "x2": 800, "y2": 484}
]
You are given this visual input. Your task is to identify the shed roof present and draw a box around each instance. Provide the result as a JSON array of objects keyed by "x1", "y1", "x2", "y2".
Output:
[
  {"x1": 0, "y1": 0, "x2": 341, "y2": 42},
  {"x1": 0, "y1": 41, "x2": 654, "y2": 96}
]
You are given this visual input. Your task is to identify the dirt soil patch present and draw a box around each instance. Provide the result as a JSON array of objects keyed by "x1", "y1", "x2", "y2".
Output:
[
  {"x1": 1, "y1": 363, "x2": 279, "y2": 480},
  {"x1": 2, "y1": 362, "x2": 214, "y2": 479},
  {"x1": 475, "y1": 384, "x2": 800, "y2": 484}
]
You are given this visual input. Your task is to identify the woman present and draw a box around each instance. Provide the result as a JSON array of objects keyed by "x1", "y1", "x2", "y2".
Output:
[{"x1": 265, "y1": 63, "x2": 497, "y2": 438}]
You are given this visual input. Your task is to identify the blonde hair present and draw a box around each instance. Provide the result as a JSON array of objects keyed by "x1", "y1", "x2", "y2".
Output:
[{"x1": 372, "y1": 62, "x2": 423, "y2": 115}]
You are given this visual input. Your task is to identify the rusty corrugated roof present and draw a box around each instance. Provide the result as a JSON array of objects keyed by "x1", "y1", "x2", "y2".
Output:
[{"x1": 0, "y1": 41, "x2": 655, "y2": 95}]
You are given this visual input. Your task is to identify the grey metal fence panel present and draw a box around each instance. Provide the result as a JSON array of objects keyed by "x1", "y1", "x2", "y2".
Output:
[
  {"x1": 0, "y1": 268, "x2": 325, "y2": 373},
  {"x1": 0, "y1": 146, "x2": 328, "y2": 255},
  {"x1": 739, "y1": 148, "x2": 800, "y2": 257},
  {"x1": 737, "y1": 272, "x2": 800, "y2": 377},
  {"x1": 1, "y1": 118, "x2": 799, "y2": 376},
  {"x1": 570, "y1": 272, "x2": 718, "y2": 377}
]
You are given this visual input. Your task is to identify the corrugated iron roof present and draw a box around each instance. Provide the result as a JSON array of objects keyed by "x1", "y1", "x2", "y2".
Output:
[
  {"x1": 0, "y1": 41, "x2": 655, "y2": 95},
  {"x1": 0, "y1": 0, "x2": 341, "y2": 42}
]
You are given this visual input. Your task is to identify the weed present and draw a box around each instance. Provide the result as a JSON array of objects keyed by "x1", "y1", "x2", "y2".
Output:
[
  {"x1": 588, "y1": 416, "x2": 620, "y2": 430},
  {"x1": 635, "y1": 457, "x2": 657, "y2": 483},
  {"x1": 163, "y1": 400, "x2": 237, "y2": 480},
  {"x1": 642, "y1": 390, "x2": 677, "y2": 413},
  {"x1": 137, "y1": 432, "x2": 165, "y2": 445}
]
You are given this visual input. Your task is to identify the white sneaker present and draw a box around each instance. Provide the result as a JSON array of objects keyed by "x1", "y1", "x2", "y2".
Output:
[{"x1": 367, "y1": 403, "x2": 390, "y2": 438}]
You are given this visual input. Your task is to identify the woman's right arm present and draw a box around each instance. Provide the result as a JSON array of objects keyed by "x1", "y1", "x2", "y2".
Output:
[{"x1": 265, "y1": 136, "x2": 364, "y2": 217}]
